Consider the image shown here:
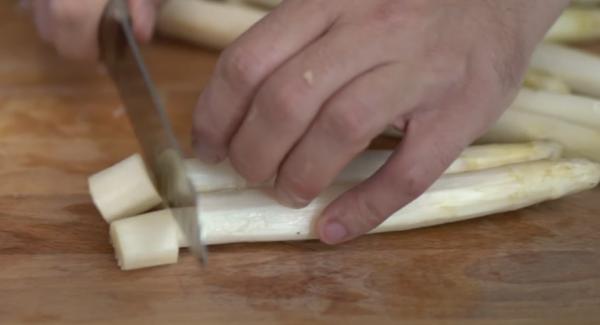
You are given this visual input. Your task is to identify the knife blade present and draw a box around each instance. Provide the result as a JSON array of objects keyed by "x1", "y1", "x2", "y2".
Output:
[{"x1": 99, "y1": 0, "x2": 208, "y2": 265}]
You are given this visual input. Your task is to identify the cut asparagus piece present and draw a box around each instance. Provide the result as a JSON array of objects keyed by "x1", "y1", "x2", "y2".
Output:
[
  {"x1": 185, "y1": 141, "x2": 563, "y2": 192},
  {"x1": 110, "y1": 210, "x2": 179, "y2": 270},
  {"x1": 157, "y1": 0, "x2": 266, "y2": 50},
  {"x1": 178, "y1": 159, "x2": 598, "y2": 246},
  {"x1": 530, "y1": 43, "x2": 600, "y2": 97},
  {"x1": 88, "y1": 154, "x2": 162, "y2": 223},
  {"x1": 523, "y1": 69, "x2": 571, "y2": 94},
  {"x1": 479, "y1": 110, "x2": 600, "y2": 161},
  {"x1": 511, "y1": 88, "x2": 600, "y2": 129},
  {"x1": 545, "y1": 7, "x2": 600, "y2": 42}
]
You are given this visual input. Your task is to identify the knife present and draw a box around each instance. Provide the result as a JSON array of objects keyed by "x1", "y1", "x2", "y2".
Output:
[{"x1": 98, "y1": 0, "x2": 208, "y2": 265}]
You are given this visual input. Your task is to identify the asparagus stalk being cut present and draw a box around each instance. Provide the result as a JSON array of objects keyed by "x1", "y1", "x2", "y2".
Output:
[
  {"x1": 185, "y1": 141, "x2": 562, "y2": 193},
  {"x1": 110, "y1": 158, "x2": 600, "y2": 270},
  {"x1": 90, "y1": 142, "x2": 562, "y2": 222}
]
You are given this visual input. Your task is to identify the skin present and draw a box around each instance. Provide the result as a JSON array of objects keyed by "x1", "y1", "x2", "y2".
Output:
[
  {"x1": 32, "y1": 0, "x2": 571, "y2": 245},
  {"x1": 29, "y1": 0, "x2": 159, "y2": 60}
]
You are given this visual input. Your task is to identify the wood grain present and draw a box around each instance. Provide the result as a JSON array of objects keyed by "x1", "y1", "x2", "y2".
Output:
[{"x1": 0, "y1": 2, "x2": 599, "y2": 324}]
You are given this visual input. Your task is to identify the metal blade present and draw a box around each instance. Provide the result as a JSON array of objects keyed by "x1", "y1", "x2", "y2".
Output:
[{"x1": 99, "y1": 0, "x2": 207, "y2": 264}]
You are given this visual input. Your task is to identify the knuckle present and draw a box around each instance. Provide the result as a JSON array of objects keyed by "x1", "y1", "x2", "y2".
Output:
[
  {"x1": 219, "y1": 46, "x2": 267, "y2": 92},
  {"x1": 389, "y1": 167, "x2": 431, "y2": 200},
  {"x1": 229, "y1": 145, "x2": 270, "y2": 184},
  {"x1": 254, "y1": 82, "x2": 305, "y2": 125},
  {"x1": 321, "y1": 105, "x2": 373, "y2": 147},
  {"x1": 351, "y1": 193, "x2": 388, "y2": 231},
  {"x1": 279, "y1": 171, "x2": 319, "y2": 202}
]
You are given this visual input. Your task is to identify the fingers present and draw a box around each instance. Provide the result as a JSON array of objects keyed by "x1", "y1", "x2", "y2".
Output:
[
  {"x1": 32, "y1": 0, "x2": 53, "y2": 43},
  {"x1": 228, "y1": 24, "x2": 393, "y2": 185},
  {"x1": 129, "y1": 0, "x2": 161, "y2": 42},
  {"x1": 34, "y1": 0, "x2": 108, "y2": 60},
  {"x1": 191, "y1": 0, "x2": 338, "y2": 163},
  {"x1": 31, "y1": 0, "x2": 159, "y2": 61},
  {"x1": 316, "y1": 101, "x2": 481, "y2": 245},
  {"x1": 271, "y1": 63, "x2": 424, "y2": 208}
]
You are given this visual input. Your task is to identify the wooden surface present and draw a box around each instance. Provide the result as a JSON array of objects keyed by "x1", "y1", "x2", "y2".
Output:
[{"x1": 1, "y1": 2, "x2": 600, "y2": 324}]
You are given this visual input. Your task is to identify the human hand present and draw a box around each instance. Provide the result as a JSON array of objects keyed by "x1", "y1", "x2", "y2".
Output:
[
  {"x1": 192, "y1": 0, "x2": 570, "y2": 244},
  {"x1": 30, "y1": 0, "x2": 160, "y2": 60}
]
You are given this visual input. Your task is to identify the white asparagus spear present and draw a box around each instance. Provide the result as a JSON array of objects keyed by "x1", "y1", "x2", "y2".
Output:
[
  {"x1": 185, "y1": 141, "x2": 563, "y2": 193},
  {"x1": 88, "y1": 154, "x2": 162, "y2": 222},
  {"x1": 523, "y1": 69, "x2": 571, "y2": 94},
  {"x1": 163, "y1": 159, "x2": 599, "y2": 248},
  {"x1": 479, "y1": 110, "x2": 600, "y2": 161},
  {"x1": 199, "y1": 159, "x2": 600, "y2": 245},
  {"x1": 91, "y1": 142, "x2": 562, "y2": 228},
  {"x1": 242, "y1": 0, "x2": 281, "y2": 9},
  {"x1": 530, "y1": 43, "x2": 600, "y2": 98},
  {"x1": 512, "y1": 88, "x2": 600, "y2": 129},
  {"x1": 157, "y1": 0, "x2": 266, "y2": 50},
  {"x1": 572, "y1": 0, "x2": 600, "y2": 6},
  {"x1": 545, "y1": 7, "x2": 600, "y2": 42},
  {"x1": 157, "y1": 1, "x2": 600, "y2": 49}
]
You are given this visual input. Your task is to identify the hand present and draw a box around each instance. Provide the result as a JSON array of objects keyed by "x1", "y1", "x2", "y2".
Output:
[
  {"x1": 192, "y1": 0, "x2": 570, "y2": 244},
  {"x1": 30, "y1": 0, "x2": 161, "y2": 60}
]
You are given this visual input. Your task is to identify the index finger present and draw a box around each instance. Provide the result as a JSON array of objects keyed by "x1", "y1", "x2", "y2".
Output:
[{"x1": 191, "y1": 0, "x2": 338, "y2": 163}]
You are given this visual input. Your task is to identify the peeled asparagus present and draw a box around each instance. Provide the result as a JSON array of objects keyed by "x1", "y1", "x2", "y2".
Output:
[
  {"x1": 157, "y1": 0, "x2": 266, "y2": 50},
  {"x1": 523, "y1": 69, "x2": 571, "y2": 94},
  {"x1": 382, "y1": 88, "x2": 600, "y2": 161},
  {"x1": 110, "y1": 210, "x2": 179, "y2": 270},
  {"x1": 112, "y1": 158, "x2": 599, "y2": 270},
  {"x1": 90, "y1": 141, "x2": 563, "y2": 234},
  {"x1": 197, "y1": 159, "x2": 600, "y2": 245},
  {"x1": 530, "y1": 43, "x2": 600, "y2": 97},
  {"x1": 512, "y1": 88, "x2": 600, "y2": 129},
  {"x1": 242, "y1": 0, "x2": 281, "y2": 8},
  {"x1": 572, "y1": 0, "x2": 600, "y2": 6},
  {"x1": 545, "y1": 7, "x2": 600, "y2": 42},
  {"x1": 480, "y1": 110, "x2": 600, "y2": 161},
  {"x1": 185, "y1": 141, "x2": 563, "y2": 193},
  {"x1": 88, "y1": 154, "x2": 162, "y2": 222}
]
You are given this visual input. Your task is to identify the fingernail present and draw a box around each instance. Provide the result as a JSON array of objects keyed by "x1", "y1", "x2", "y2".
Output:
[
  {"x1": 276, "y1": 187, "x2": 309, "y2": 208},
  {"x1": 322, "y1": 221, "x2": 349, "y2": 245}
]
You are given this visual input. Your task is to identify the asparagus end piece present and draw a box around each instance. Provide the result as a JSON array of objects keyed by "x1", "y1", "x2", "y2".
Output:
[
  {"x1": 88, "y1": 154, "x2": 163, "y2": 223},
  {"x1": 110, "y1": 210, "x2": 179, "y2": 270}
]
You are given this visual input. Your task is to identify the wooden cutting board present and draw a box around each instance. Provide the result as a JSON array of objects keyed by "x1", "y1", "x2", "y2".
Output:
[{"x1": 1, "y1": 2, "x2": 599, "y2": 324}]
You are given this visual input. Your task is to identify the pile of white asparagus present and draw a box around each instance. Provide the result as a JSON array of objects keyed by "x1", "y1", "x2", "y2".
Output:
[{"x1": 90, "y1": 0, "x2": 600, "y2": 270}]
